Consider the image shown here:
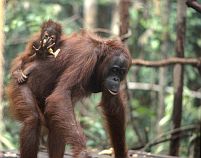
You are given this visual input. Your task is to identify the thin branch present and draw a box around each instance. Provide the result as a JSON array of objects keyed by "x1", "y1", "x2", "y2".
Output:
[
  {"x1": 92, "y1": 28, "x2": 132, "y2": 41},
  {"x1": 146, "y1": 133, "x2": 191, "y2": 149},
  {"x1": 143, "y1": 124, "x2": 199, "y2": 151},
  {"x1": 127, "y1": 82, "x2": 201, "y2": 99},
  {"x1": 92, "y1": 28, "x2": 115, "y2": 35},
  {"x1": 132, "y1": 57, "x2": 201, "y2": 67},
  {"x1": 128, "y1": 150, "x2": 179, "y2": 158},
  {"x1": 120, "y1": 29, "x2": 132, "y2": 41},
  {"x1": 186, "y1": 0, "x2": 201, "y2": 13}
]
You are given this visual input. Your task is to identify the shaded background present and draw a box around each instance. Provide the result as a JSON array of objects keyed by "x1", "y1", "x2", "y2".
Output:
[{"x1": 0, "y1": 0, "x2": 200, "y2": 157}]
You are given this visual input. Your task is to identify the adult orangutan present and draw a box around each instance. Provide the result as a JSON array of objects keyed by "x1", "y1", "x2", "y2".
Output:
[{"x1": 7, "y1": 30, "x2": 132, "y2": 158}]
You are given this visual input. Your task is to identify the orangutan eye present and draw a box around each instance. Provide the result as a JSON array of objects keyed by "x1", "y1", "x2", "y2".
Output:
[
  {"x1": 111, "y1": 66, "x2": 119, "y2": 73},
  {"x1": 51, "y1": 35, "x2": 56, "y2": 40}
]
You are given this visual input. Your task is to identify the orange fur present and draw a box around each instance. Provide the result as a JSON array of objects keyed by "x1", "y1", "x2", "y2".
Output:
[{"x1": 7, "y1": 30, "x2": 131, "y2": 158}]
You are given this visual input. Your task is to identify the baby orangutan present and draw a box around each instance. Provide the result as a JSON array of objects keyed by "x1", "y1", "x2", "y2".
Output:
[{"x1": 12, "y1": 20, "x2": 63, "y2": 84}]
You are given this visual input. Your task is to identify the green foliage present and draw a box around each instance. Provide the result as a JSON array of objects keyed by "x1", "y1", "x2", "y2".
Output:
[
  {"x1": 4, "y1": 0, "x2": 82, "y2": 73},
  {"x1": 2, "y1": 1, "x2": 200, "y2": 157},
  {"x1": 127, "y1": 1, "x2": 200, "y2": 157},
  {"x1": 1, "y1": 100, "x2": 19, "y2": 149},
  {"x1": 75, "y1": 94, "x2": 108, "y2": 149},
  {"x1": 3, "y1": 0, "x2": 83, "y2": 150}
]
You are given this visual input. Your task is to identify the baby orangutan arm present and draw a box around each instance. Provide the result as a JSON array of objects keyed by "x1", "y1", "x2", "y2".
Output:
[{"x1": 12, "y1": 62, "x2": 39, "y2": 84}]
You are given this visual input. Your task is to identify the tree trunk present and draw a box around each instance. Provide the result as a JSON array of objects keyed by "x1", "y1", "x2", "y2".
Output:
[
  {"x1": 157, "y1": 0, "x2": 170, "y2": 135},
  {"x1": 83, "y1": 0, "x2": 97, "y2": 29},
  {"x1": 193, "y1": 135, "x2": 201, "y2": 158},
  {"x1": 169, "y1": 0, "x2": 186, "y2": 156},
  {"x1": 0, "y1": 0, "x2": 5, "y2": 149},
  {"x1": 119, "y1": 0, "x2": 146, "y2": 146},
  {"x1": 111, "y1": 0, "x2": 120, "y2": 35},
  {"x1": 119, "y1": 0, "x2": 130, "y2": 36}
]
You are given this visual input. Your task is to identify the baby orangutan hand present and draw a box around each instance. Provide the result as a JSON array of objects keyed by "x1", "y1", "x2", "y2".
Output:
[{"x1": 12, "y1": 70, "x2": 28, "y2": 84}]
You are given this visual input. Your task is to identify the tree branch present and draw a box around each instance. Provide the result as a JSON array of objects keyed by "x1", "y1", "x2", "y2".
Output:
[
  {"x1": 145, "y1": 133, "x2": 191, "y2": 149},
  {"x1": 127, "y1": 82, "x2": 201, "y2": 99},
  {"x1": 186, "y1": 0, "x2": 201, "y2": 13},
  {"x1": 132, "y1": 57, "x2": 201, "y2": 67},
  {"x1": 143, "y1": 124, "x2": 199, "y2": 151}
]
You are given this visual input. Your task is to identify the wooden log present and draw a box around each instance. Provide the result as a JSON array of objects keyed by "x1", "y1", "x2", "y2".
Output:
[{"x1": 0, "y1": 150, "x2": 181, "y2": 158}]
